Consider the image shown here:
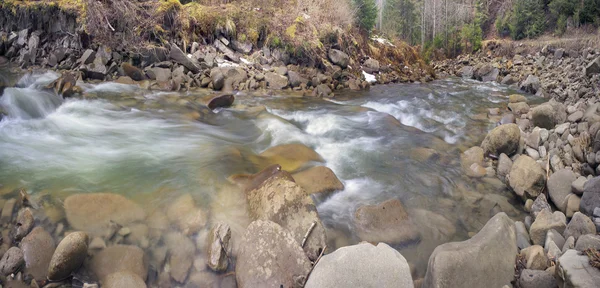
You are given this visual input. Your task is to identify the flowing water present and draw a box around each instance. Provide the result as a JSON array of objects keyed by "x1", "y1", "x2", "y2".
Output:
[{"x1": 0, "y1": 69, "x2": 538, "y2": 281}]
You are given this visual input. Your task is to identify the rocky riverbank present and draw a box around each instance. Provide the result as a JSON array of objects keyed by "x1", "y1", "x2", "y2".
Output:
[{"x1": 431, "y1": 42, "x2": 600, "y2": 287}]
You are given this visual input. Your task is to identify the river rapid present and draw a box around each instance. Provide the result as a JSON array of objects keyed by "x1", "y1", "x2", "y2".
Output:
[{"x1": 0, "y1": 70, "x2": 536, "y2": 280}]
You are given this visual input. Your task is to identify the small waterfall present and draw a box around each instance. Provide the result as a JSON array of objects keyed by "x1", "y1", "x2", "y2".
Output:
[{"x1": 0, "y1": 71, "x2": 62, "y2": 120}]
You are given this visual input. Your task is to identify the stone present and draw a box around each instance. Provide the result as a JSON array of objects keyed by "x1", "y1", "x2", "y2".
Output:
[
  {"x1": 522, "y1": 245, "x2": 548, "y2": 270},
  {"x1": 546, "y1": 229, "x2": 566, "y2": 251},
  {"x1": 568, "y1": 111, "x2": 584, "y2": 123},
  {"x1": 166, "y1": 193, "x2": 207, "y2": 236},
  {"x1": 516, "y1": 221, "x2": 532, "y2": 249},
  {"x1": 461, "y1": 146, "x2": 484, "y2": 176},
  {"x1": 19, "y1": 227, "x2": 55, "y2": 281},
  {"x1": 519, "y1": 269, "x2": 558, "y2": 288},
  {"x1": 497, "y1": 153, "x2": 513, "y2": 181},
  {"x1": 206, "y1": 223, "x2": 230, "y2": 272},
  {"x1": 580, "y1": 176, "x2": 600, "y2": 216},
  {"x1": 501, "y1": 75, "x2": 517, "y2": 85},
  {"x1": 548, "y1": 169, "x2": 577, "y2": 212},
  {"x1": 585, "y1": 57, "x2": 600, "y2": 76},
  {"x1": 460, "y1": 66, "x2": 474, "y2": 78},
  {"x1": 145, "y1": 67, "x2": 171, "y2": 82},
  {"x1": 354, "y1": 199, "x2": 420, "y2": 246},
  {"x1": 509, "y1": 155, "x2": 546, "y2": 200},
  {"x1": 548, "y1": 239, "x2": 563, "y2": 260},
  {"x1": 287, "y1": 71, "x2": 308, "y2": 88},
  {"x1": 64, "y1": 193, "x2": 145, "y2": 236},
  {"x1": 121, "y1": 63, "x2": 146, "y2": 81},
  {"x1": 264, "y1": 72, "x2": 288, "y2": 90},
  {"x1": 169, "y1": 44, "x2": 201, "y2": 73},
  {"x1": 246, "y1": 171, "x2": 326, "y2": 260},
  {"x1": 509, "y1": 102, "x2": 530, "y2": 114},
  {"x1": 207, "y1": 94, "x2": 235, "y2": 110},
  {"x1": 102, "y1": 271, "x2": 146, "y2": 288},
  {"x1": 328, "y1": 49, "x2": 349, "y2": 69},
  {"x1": 526, "y1": 128, "x2": 541, "y2": 148},
  {"x1": 304, "y1": 242, "x2": 413, "y2": 288},
  {"x1": 563, "y1": 236, "x2": 575, "y2": 253},
  {"x1": 79, "y1": 49, "x2": 96, "y2": 65},
  {"x1": 521, "y1": 75, "x2": 541, "y2": 94},
  {"x1": 556, "y1": 249, "x2": 600, "y2": 287},
  {"x1": 529, "y1": 210, "x2": 567, "y2": 245},
  {"x1": 575, "y1": 234, "x2": 600, "y2": 251},
  {"x1": 566, "y1": 194, "x2": 581, "y2": 217},
  {"x1": 0, "y1": 247, "x2": 24, "y2": 275},
  {"x1": 363, "y1": 58, "x2": 380, "y2": 73},
  {"x1": 510, "y1": 94, "x2": 527, "y2": 103},
  {"x1": 231, "y1": 40, "x2": 253, "y2": 54},
  {"x1": 236, "y1": 220, "x2": 311, "y2": 288},
  {"x1": 258, "y1": 143, "x2": 324, "y2": 172},
  {"x1": 291, "y1": 166, "x2": 344, "y2": 195},
  {"x1": 423, "y1": 213, "x2": 517, "y2": 288},
  {"x1": 90, "y1": 245, "x2": 148, "y2": 281},
  {"x1": 1, "y1": 198, "x2": 16, "y2": 223},
  {"x1": 531, "y1": 101, "x2": 567, "y2": 130},
  {"x1": 526, "y1": 147, "x2": 540, "y2": 160},
  {"x1": 314, "y1": 84, "x2": 332, "y2": 97},
  {"x1": 572, "y1": 176, "x2": 587, "y2": 195},
  {"x1": 13, "y1": 208, "x2": 33, "y2": 241},
  {"x1": 48, "y1": 231, "x2": 88, "y2": 281},
  {"x1": 564, "y1": 212, "x2": 596, "y2": 240},
  {"x1": 164, "y1": 232, "x2": 195, "y2": 283},
  {"x1": 481, "y1": 124, "x2": 521, "y2": 156}
]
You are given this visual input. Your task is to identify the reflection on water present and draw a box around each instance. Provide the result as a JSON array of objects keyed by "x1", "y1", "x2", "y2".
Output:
[{"x1": 0, "y1": 72, "x2": 532, "y2": 278}]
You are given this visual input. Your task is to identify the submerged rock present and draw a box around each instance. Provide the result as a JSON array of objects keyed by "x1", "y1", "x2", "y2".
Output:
[
  {"x1": 236, "y1": 220, "x2": 311, "y2": 288},
  {"x1": 164, "y1": 232, "x2": 195, "y2": 283},
  {"x1": 509, "y1": 155, "x2": 546, "y2": 200},
  {"x1": 19, "y1": 227, "x2": 55, "y2": 281},
  {"x1": 64, "y1": 193, "x2": 146, "y2": 236},
  {"x1": 13, "y1": 208, "x2": 34, "y2": 241},
  {"x1": 246, "y1": 170, "x2": 326, "y2": 260},
  {"x1": 48, "y1": 231, "x2": 88, "y2": 281},
  {"x1": 0, "y1": 247, "x2": 24, "y2": 275},
  {"x1": 258, "y1": 143, "x2": 324, "y2": 172},
  {"x1": 354, "y1": 199, "x2": 420, "y2": 246},
  {"x1": 305, "y1": 242, "x2": 413, "y2": 288},
  {"x1": 423, "y1": 213, "x2": 517, "y2": 288},
  {"x1": 481, "y1": 123, "x2": 521, "y2": 156},
  {"x1": 165, "y1": 193, "x2": 207, "y2": 236},
  {"x1": 207, "y1": 93, "x2": 234, "y2": 110},
  {"x1": 90, "y1": 245, "x2": 148, "y2": 281},
  {"x1": 291, "y1": 166, "x2": 344, "y2": 195},
  {"x1": 102, "y1": 271, "x2": 147, "y2": 288}
]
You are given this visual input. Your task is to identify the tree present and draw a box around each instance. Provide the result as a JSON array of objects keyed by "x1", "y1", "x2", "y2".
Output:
[
  {"x1": 354, "y1": 0, "x2": 379, "y2": 32},
  {"x1": 382, "y1": 0, "x2": 419, "y2": 44},
  {"x1": 509, "y1": 0, "x2": 546, "y2": 40}
]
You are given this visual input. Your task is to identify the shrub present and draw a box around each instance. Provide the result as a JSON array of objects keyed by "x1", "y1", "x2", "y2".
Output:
[{"x1": 353, "y1": 0, "x2": 378, "y2": 32}]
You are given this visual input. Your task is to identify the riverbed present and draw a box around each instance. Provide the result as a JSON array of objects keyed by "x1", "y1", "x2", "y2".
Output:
[{"x1": 0, "y1": 70, "x2": 534, "y2": 281}]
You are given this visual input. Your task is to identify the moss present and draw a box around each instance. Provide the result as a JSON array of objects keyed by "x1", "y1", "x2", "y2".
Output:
[
  {"x1": 158, "y1": 0, "x2": 182, "y2": 13},
  {"x1": 285, "y1": 24, "x2": 297, "y2": 39}
]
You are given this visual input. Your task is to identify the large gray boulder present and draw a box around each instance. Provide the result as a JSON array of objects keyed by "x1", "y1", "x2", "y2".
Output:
[
  {"x1": 264, "y1": 72, "x2": 289, "y2": 90},
  {"x1": 556, "y1": 249, "x2": 600, "y2": 287},
  {"x1": 423, "y1": 213, "x2": 517, "y2": 288},
  {"x1": 509, "y1": 155, "x2": 546, "y2": 200},
  {"x1": 353, "y1": 199, "x2": 420, "y2": 246},
  {"x1": 236, "y1": 220, "x2": 311, "y2": 288},
  {"x1": 531, "y1": 100, "x2": 567, "y2": 130},
  {"x1": 519, "y1": 269, "x2": 558, "y2": 288},
  {"x1": 481, "y1": 123, "x2": 521, "y2": 156},
  {"x1": 548, "y1": 169, "x2": 577, "y2": 212},
  {"x1": 580, "y1": 176, "x2": 600, "y2": 216},
  {"x1": 520, "y1": 75, "x2": 541, "y2": 94},
  {"x1": 169, "y1": 44, "x2": 201, "y2": 73},
  {"x1": 19, "y1": 227, "x2": 55, "y2": 281},
  {"x1": 304, "y1": 242, "x2": 413, "y2": 288},
  {"x1": 246, "y1": 170, "x2": 326, "y2": 260},
  {"x1": 328, "y1": 49, "x2": 349, "y2": 69},
  {"x1": 90, "y1": 245, "x2": 148, "y2": 281},
  {"x1": 585, "y1": 57, "x2": 600, "y2": 76},
  {"x1": 574, "y1": 234, "x2": 600, "y2": 251},
  {"x1": 563, "y1": 212, "x2": 596, "y2": 240}
]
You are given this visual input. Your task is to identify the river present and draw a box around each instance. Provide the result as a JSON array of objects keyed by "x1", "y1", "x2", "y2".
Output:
[{"x1": 0, "y1": 70, "x2": 534, "y2": 280}]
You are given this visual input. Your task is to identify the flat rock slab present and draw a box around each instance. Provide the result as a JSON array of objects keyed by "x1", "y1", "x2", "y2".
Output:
[{"x1": 557, "y1": 249, "x2": 600, "y2": 287}]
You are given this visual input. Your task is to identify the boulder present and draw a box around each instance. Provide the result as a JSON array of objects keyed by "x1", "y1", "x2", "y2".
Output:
[
  {"x1": 236, "y1": 220, "x2": 311, "y2": 288},
  {"x1": 245, "y1": 171, "x2": 326, "y2": 260},
  {"x1": 210, "y1": 68, "x2": 225, "y2": 91},
  {"x1": 521, "y1": 245, "x2": 548, "y2": 270},
  {"x1": 90, "y1": 245, "x2": 148, "y2": 281},
  {"x1": 509, "y1": 94, "x2": 527, "y2": 103},
  {"x1": 264, "y1": 72, "x2": 288, "y2": 89},
  {"x1": 291, "y1": 166, "x2": 344, "y2": 195},
  {"x1": 459, "y1": 66, "x2": 474, "y2": 78},
  {"x1": 231, "y1": 40, "x2": 253, "y2": 54},
  {"x1": 48, "y1": 231, "x2": 88, "y2": 281},
  {"x1": 102, "y1": 271, "x2": 147, "y2": 288},
  {"x1": 287, "y1": 71, "x2": 308, "y2": 88},
  {"x1": 164, "y1": 232, "x2": 195, "y2": 283},
  {"x1": 19, "y1": 227, "x2": 55, "y2": 281},
  {"x1": 13, "y1": 208, "x2": 34, "y2": 241},
  {"x1": 328, "y1": 49, "x2": 349, "y2": 69},
  {"x1": 354, "y1": 199, "x2": 420, "y2": 246},
  {"x1": 520, "y1": 75, "x2": 541, "y2": 94},
  {"x1": 529, "y1": 210, "x2": 567, "y2": 245},
  {"x1": 0, "y1": 247, "x2": 24, "y2": 275},
  {"x1": 481, "y1": 124, "x2": 521, "y2": 156},
  {"x1": 314, "y1": 84, "x2": 333, "y2": 97},
  {"x1": 169, "y1": 44, "x2": 201, "y2": 73},
  {"x1": 531, "y1": 100, "x2": 567, "y2": 129},
  {"x1": 461, "y1": 146, "x2": 484, "y2": 177},
  {"x1": 363, "y1": 58, "x2": 380, "y2": 73},
  {"x1": 574, "y1": 234, "x2": 600, "y2": 251},
  {"x1": 64, "y1": 193, "x2": 146, "y2": 236},
  {"x1": 519, "y1": 269, "x2": 558, "y2": 288},
  {"x1": 548, "y1": 169, "x2": 577, "y2": 212},
  {"x1": 165, "y1": 193, "x2": 207, "y2": 236},
  {"x1": 304, "y1": 242, "x2": 413, "y2": 288},
  {"x1": 481, "y1": 67, "x2": 499, "y2": 82},
  {"x1": 423, "y1": 213, "x2": 517, "y2": 288},
  {"x1": 509, "y1": 155, "x2": 546, "y2": 200},
  {"x1": 563, "y1": 212, "x2": 596, "y2": 240},
  {"x1": 585, "y1": 57, "x2": 600, "y2": 76},
  {"x1": 145, "y1": 67, "x2": 171, "y2": 82},
  {"x1": 580, "y1": 176, "x2": 600, "y2": 216},
  {"x1": 509, "y1": 102, "x2": 530, "y2": 114},
  {"x1": 206, "y1": 223, "x2": 230, "y2": 272},
  {"x1": 207, "y1": 94, "x2": 235, "y2": 110},
  {"x1": 556, "y1": 249, "x2": 600, "y2": 287}
]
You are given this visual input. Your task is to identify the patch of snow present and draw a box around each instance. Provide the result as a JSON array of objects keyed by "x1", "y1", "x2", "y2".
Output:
[
  {"x1": 362, "y1": 71, "x2": 376, "y2": 83},
  {"x1": 371, "y1": 35, "x2": 396, "y2": 47},
  {"x1": 217, "y1": 59, "x2": 239, "y2": 68},
  {"x1": 240, "y1": 57, "x2": 253, "y2": 65}
]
